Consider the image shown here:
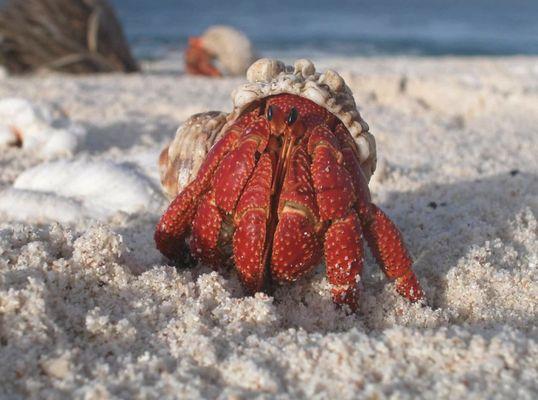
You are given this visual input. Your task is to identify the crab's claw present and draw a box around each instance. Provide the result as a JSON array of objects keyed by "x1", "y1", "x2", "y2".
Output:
[{"x1": 184, "y1": 36, "x2": 221, "y2": 77}]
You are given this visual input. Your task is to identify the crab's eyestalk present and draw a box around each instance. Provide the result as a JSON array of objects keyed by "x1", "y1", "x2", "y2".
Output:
[
  {"x1": 287, "y1": 107, "x2": 298, "y2": 125},
  {"x1": 267, "y1": 105, "x2": 274, "y2": 121},
  {"x1": 266, "y1": 103, "x2": 287, "y2": 135},
  {"x1": 287, "y1": 107, "x2": 305, "y2": 140}
]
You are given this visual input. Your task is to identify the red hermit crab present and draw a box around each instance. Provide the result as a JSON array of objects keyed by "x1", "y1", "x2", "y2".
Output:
[
  {"x1": 184, "y1": 26, "x2": 256, "y2": 77},
  {"x1": 156, "y1": 58, "x2": 423, "y2": 310}
]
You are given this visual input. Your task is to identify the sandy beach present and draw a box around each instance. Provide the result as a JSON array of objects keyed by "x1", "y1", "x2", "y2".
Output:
[{"x1": 0, "y1": 56, "x2": 537, "y2": 399}]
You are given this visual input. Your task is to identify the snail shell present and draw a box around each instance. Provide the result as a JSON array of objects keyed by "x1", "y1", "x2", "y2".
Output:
[
  {"x1": 159, "y1": 111, "x2": 227, "y2": 199},
  {"x1": 160, "y1": 59, "x2": 377, "y2": 199}
]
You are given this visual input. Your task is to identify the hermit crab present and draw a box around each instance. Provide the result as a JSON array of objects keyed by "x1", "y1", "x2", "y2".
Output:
[
  {"x1": 184, "y1": 25, "x2": 256, "y2": 77},
  {"x1": 156, "y1": 58, "x2": 423, "y2": 310}
]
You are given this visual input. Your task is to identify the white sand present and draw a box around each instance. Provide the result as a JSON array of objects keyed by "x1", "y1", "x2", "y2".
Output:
[{"x1": 0, "y1": 57, "x2": 537, "y2": 399}]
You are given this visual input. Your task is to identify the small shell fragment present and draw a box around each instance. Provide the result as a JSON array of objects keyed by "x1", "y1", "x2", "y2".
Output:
[
  {"x1": 321, "y1": 69, "x2": 345, "y2": 92},
  {"x1": 355, "y1": 135, "x2": 371, "y2": 163},
  {"x1": 232, "y1": 87, "x2": 260, "y2": 109},
  {"x1": 293, "y1": 59, "x2": 316, "y2": 78},
  {"x1": 246, "y1": 58, "x2": 285, "y2": 83},
  {"x1": 159, "y1": 111, "x2": 227, "y2": 199}
]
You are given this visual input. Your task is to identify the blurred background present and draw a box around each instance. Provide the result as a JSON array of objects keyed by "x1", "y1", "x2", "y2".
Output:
[{"x1": 113, "y1": 0, "x2": 538, "y2": 60}]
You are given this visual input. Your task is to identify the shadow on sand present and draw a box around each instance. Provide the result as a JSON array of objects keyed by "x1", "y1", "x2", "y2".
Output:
[{"x1": 82, "y1": 115, "x2": 179, "y2": 153}]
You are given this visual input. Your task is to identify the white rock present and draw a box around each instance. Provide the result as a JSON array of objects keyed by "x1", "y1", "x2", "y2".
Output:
[
  {"x1": 40, "y1": 355, "x2": 72, "y2": 380},
  {"x1": 0, "y1": 97, "x2": 86, "y2": 157},
  {"x1": 0, "y1": 160, "x2": 165, "y2": 223}
]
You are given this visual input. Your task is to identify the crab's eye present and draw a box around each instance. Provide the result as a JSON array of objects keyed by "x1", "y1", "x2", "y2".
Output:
[
  {"x1": 267, "y1": 105, "x2": 273, "y2": 121},
  {"x1": 287, "y1": 107, "x2": 298, "y2": 125}
]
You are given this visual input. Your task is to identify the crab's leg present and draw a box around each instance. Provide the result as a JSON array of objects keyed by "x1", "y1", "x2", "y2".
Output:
[
  {"x1": 307, "y1": 126, "x2": 356, "y2": 221},
  {"x1": 182, "y1": 116, "x2": 269, "y2": 267},
  {"x1": 233, "y1": 153, "x2": 274, "y2": 292},
  {"x1": 324, "y1": 213, "x2": 364, "y2": 310},
  {"x1": 333, "y1": 124, "x2": 373, "y2": 218},
  {"x1": 189, "y1": 190, "x2": 227, "y2": 266},
  {"x1": 361, "y1": 204, "x2": 423, "y2": 301},
  {"x1": 213, "y1": 118, "x2": 270, "y2": 214},
  {"x1": 154, "y1": 124, "x2": 243, "y2": 260},
  {"x1": 334, "y1": 124, "x2": 423, "y2": 302},
  {"x1": 308, "y1": 125, "x2": 364, "y2": 308},
  {"x1": 271, "y1": 145, "x2": 323, "y2": 282}
]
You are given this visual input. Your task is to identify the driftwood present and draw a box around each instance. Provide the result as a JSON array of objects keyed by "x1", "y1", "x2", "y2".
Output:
[{"x1": 0, "y1": 0, "x2": 139, "y2": 74}]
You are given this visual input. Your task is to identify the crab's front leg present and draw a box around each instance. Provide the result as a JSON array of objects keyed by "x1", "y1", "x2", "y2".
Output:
[
  {"x1": 154, "y1": 125, "x2": 242, "y2": 261},
  {"x1": 189, "y1": 189, "x2": 226, "y2": 266},
  {"x1": 233, "y1": 153, "x2": 274, "y2": 292},
  {"x1": 361, "y1": 204, "x2": 423, "y2": 301},
  {"x1": 335, "y1": 124, "x2": 423, "y2": 302},
  {"x1": 308, "y1": 125, "x2": 365, "y2": 309},
  {"x1": 271, "y1": 145, "x2": 323, "y2": 282},
  {"x1": 324, "y1": 213, "x2": 364, "y2": 310},
  {"x1": 187, "y1": 117, "x2": 270, "y2": 268}
]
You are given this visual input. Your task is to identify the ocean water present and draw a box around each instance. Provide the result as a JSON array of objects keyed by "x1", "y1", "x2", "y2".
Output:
[{"x1": 113, "y1": 0, "x2": 538, "y2": 59}]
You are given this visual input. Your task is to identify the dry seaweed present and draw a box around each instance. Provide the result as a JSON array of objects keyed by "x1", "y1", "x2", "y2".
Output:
[{"x1": 0, "y1": 0, "x2": 138, "y2": 74}]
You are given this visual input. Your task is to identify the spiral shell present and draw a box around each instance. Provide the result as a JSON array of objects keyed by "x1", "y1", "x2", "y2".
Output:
[
  {"x1": 200, "y1": 25, "x2": 256, "y2": 76},
  {"x1": 159, "y1": 111, "x2": 227, "y2": 199},
  {"x1": 160, "y1": 59, "x2": 377, "y2": 199}
]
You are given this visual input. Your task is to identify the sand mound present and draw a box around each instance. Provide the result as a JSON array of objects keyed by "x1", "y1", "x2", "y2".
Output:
[{"x1": 0, "y1": 219, "x2": 536, "y2": 398}]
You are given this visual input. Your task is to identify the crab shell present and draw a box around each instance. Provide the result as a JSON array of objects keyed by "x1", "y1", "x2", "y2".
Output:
[{"x1": 159, "y1": 58, "x2": 376, "y2": 200}]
